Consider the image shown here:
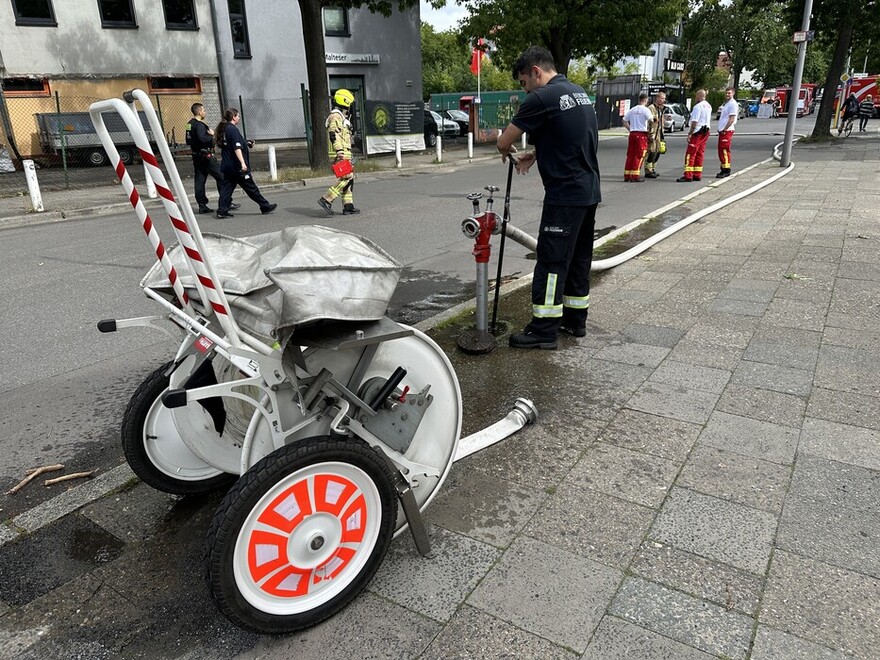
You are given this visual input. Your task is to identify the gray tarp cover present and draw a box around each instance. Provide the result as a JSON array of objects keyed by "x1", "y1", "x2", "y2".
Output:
[{"x1": 141, "y1": 225, "x2": 401, "y2": 341}]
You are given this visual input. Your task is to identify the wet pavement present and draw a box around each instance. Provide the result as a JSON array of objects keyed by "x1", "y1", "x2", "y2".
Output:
[{"x1": 2, "y1": 133, "x2": 880, "y2": 658}]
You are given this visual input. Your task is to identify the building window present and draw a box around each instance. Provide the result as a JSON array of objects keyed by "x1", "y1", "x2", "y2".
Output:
[
  {"x1": 323, "y1": 6, "x2": 349, "y2": 36},
  {"x1": 162, "y1": 0, "x2": 197, "y2": 30},
  {"x1": 1, "y1": 77, "x2": 52, "y2": 97},
  {"x1": 147, "y1": 77, "x2": 202, "y2": 94},
  {"x1": 227, "y1": 0, "x2": 251, "y2": 58},
  {"x1": 11, "y1": 0, "x2": 57, "y2": 26},
  {"x1": 98, "y1": 0, "x2": 137, "y2": 28}
]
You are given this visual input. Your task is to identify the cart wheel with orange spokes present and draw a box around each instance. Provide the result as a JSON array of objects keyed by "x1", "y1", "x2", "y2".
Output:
[{"x1": 203, "y1": 436, "x2": 397, "y2": 634}]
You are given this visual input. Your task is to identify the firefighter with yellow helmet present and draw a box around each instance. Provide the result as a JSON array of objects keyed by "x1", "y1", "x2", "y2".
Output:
[{"x1": 318, "y1": 89, "x2": 360, "y2": 215}]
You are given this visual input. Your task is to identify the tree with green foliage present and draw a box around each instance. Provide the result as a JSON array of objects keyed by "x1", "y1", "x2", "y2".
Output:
[
  {"x1": 430, "y1": 0, "x2": 686, "y2": 76},
  {"x1": 421, "y1": 23, "x2": 516, "y2": 100},
  {"x1": 680, "y1": 0, "x2": 775, "y2": 90},
  {"x1": 803, "y1": 0, "x2": 880, "y2": 137}
]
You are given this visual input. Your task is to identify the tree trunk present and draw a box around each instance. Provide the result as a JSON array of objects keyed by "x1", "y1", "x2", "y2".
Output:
[
  {"x1": 812, "y1": 14, "x2": 855, "y2": 139},
  {"x1": 546, "y1": 29, "x2": 571, "y2": 75},
  {"x1": 299, "y1": 0, "x2": 330, "y2": 169}
]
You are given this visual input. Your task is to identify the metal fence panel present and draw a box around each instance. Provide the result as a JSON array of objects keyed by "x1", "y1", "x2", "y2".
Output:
[{"x1": 0, "y1": 92, "x2": 308, "y2": 200}]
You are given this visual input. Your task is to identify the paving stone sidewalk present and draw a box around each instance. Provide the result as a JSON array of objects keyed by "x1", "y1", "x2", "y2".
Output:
[{"x1": 1, "y1": 136, "x2": 878, "y2": 659}]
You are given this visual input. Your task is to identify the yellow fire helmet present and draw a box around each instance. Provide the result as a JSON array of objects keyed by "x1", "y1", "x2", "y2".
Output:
[{"x1": 333, "y1": 89, "x2": 355, "y2": 108}]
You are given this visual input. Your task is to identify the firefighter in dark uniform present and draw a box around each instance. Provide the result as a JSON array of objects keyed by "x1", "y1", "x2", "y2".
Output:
[
  {"x1": 185, "y1": 103, "x2": 237, "y2": 214},
  {"x1": 318, "y1": 89, "x2": 360, "y2": 215},
  {"x1": 497, "y1": 46, "x2": 601, "y2": 349}
]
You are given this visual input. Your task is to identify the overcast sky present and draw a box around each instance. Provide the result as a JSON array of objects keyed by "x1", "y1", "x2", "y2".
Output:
[{"x1": 420, "y1": 0, "x2": 469, "y2": 31}]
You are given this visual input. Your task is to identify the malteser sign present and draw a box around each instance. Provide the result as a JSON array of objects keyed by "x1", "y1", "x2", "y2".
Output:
[
  {"x1": 326, "y1": 53, "x2": 380, "y2": 65},
  {"x1": 664, "y1": 59, "x2": 685, "y2": 72}
]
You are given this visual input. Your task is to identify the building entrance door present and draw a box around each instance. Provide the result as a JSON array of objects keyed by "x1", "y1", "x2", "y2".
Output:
[{"x1": 330, "y1": 76, "x2": 365, "y2": 153}]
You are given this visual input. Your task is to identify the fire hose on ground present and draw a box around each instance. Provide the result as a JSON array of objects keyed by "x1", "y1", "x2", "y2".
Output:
[{"x1": 458, "y1": 139, "x2": 798, "y2": 353}]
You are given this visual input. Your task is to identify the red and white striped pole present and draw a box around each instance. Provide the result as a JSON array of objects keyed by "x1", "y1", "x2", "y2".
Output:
[
  {"x1": 89, "y1": 96, "x2": 242, "y2": 348},
  {"x1": 127, "y1": 89, "x2": 244, "y2": 348},
  {"x1": 87, "y1": 102, "x2": 192, "y2": 314}
]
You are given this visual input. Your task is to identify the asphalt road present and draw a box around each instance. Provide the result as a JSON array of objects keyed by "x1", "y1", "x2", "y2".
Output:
[{"x1": 0, "y1": 118, "x2": 797, "y2": 515}]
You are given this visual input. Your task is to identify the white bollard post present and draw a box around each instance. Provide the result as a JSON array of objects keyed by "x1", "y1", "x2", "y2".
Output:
[
  {"x1": 395, "y1": 139, "x2": 402, "y2": 169},
  {"x1": 436, "y1": 135, "x2": 442, "y2": 162},
  {"x1": 468, "y1": 132, "x2": 474, "y2": 159},
  {"x1": 268, "y1": 145, "x2": 278, "y2": 181},
  {"x1": 23, "y1": 159, "x2": 44, "y2": 212},
  {"x1": 521, "y1": 133, "x2": 527, "y2": 150}
]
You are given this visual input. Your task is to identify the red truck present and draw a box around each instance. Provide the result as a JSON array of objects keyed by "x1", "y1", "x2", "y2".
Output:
[
  {"x1": 832, "y1": 75, "x2": 879, "y2": 117},
  {"x1": 775, "y1": 83, "x2": 817, "y2": 117}
]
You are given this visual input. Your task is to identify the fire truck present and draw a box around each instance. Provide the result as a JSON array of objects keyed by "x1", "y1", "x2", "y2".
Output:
[
  {"x1": 775, "y1": 83, "x2": 817, "y2": 117},
  {"x1": 832, "y1": 75, "x2": 880, "y2": 117}
]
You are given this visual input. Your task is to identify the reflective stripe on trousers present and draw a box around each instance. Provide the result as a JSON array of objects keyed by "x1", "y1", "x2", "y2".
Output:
[{"x1": 528, "y1": 203, "x2": 597, "y2": 337}]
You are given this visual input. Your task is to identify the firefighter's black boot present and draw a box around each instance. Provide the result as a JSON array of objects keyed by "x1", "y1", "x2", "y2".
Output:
[{"x1": 343, "y1": 204, "x2": 361, "y2": 215}]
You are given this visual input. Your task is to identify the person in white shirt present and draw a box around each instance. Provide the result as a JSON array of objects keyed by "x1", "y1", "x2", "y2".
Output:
[
  {"x1": 677, "y1": 89, "x2": 712, "y2": 182},
  {"x1": 716, "y1": 87, "x2": 739, "y2": 178},
  {"x1": 622, "y1": 92, "x2": 654, "y2": 182}
]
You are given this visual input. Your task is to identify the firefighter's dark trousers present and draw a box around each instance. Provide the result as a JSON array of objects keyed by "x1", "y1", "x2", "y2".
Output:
[{"x1": 526, "y1": 203, "x2": 597, "y2": 339}]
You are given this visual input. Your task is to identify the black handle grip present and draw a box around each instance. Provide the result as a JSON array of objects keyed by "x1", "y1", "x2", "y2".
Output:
[{"x1": 368, "y1": 367, "x2": 407, "y2": 411}]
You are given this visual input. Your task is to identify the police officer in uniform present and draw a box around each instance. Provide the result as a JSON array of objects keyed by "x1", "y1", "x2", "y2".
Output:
[
  {"x1": 318, "y1": 89, "x2": 360, "y2": 216},
  {"x1": 214, "y1": 108, "x2": 276, "y2": 218},
  {"x1": 497, "y1": 46, "x2": 601, "y2": 350},
  {"x1": 185, "y1": 103, "x2": 237, "y2": 214}
]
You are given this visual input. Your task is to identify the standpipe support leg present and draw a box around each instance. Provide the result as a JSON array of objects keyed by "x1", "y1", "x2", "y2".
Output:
[{"x1": 397, "y1": 482, "x2": 432, "y2": 557}]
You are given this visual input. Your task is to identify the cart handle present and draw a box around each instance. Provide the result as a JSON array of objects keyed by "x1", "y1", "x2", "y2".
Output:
[{"x1": 89, "y1": 94, "x2": 244, "y2": 348}]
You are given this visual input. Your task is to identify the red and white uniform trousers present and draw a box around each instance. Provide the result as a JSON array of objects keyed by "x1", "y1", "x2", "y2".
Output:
[
  {"x1": 717, "y1": 130, "x2": 734, "y2": 173},
  {"x1": 624, "y1": 131, "x2": 650, "y2": 181},
  {"x1": 681, "y1": 129, "x2": 710, "y2": 181}
]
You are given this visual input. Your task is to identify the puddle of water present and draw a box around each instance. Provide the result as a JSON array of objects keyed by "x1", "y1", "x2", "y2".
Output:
[
  {"x1": 0, "y1": 514, "x2": 125, "y2": 606},
  {"x1": 593, "y1": 208, "x2": 696, "y2": 260}
]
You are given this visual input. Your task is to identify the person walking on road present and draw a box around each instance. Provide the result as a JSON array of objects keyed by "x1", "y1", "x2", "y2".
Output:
[
  {"x1": 318, "y1": 89, "x2": 360, "y2": 216},
  {"x1": 497, "y1": 46, "x2": 601, "y2": 350},
  {"x1": 645, "y1": 91, "x2": 666, "y2": 179},
  {"x1": 859, "y1": 95, "x2": 874, "y2": 132},
  {"x1": 677, "y1": 89, "x2": 712, "y2": 183},
  {"x1": 622, "y1": 92, "x2": 654, "y2": 182},
  {"x1": 185, "y1": 103, "x2": 238, "y2": 215},
  {"x1": 716, "y1": 87, "x2": 739, "y2": 178},
  {"x1": 214, "y1": 108, "x2": 276, "y2": 219}
]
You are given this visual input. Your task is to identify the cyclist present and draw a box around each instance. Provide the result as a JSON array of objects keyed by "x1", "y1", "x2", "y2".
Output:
[{"x1": 838, "y1": 93, "x2": 859, "y2": 135}]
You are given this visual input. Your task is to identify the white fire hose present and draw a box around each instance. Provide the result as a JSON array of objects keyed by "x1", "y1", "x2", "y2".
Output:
[{"x1": 501, "y1": 139, "x2": 796, "y2": 272}]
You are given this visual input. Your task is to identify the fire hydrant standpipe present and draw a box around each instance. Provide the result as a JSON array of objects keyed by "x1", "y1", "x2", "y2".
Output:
[{"x1": 457, "y1": 189, "x2": 501, "y2": 354}]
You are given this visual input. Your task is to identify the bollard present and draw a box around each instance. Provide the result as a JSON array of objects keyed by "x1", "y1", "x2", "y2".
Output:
[
  {"x1": 468, "y1": 132, "x2": 473, "y2": 159},
  {"x1": 436, "y1": 135, "x2": 442, "y2": 163},
  {"x1": 23, "y1": 159, "x2": 44, "y2": 212},
  {"x1": 521, "y1": 132, "x2": 527, "y2": 150},
  {"x1": 268, "y1": 145, "x2": 278, "y2": 181},
  {"x1": 395, "y1": 139, "x2": 402, "y2": 168}
]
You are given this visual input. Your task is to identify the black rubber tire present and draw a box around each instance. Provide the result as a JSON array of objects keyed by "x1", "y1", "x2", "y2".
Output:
[
  {"x1": 426, "y1": 131, "x2": 437, "y2": 147},
  {"x1": 204, "y1": 437, "x2": 397, "y2": 634},
  {"x1": 85, "y1": 148, "x2": 108, "y2": 166},
  {"x1": 121, "y1": 361, "x2": 235, "y2": 495},
  {"x1": 117, "y1": 147, "x2": 134, "y2": 165}
]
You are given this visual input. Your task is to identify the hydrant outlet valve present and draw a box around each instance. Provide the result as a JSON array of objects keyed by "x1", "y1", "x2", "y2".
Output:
[{"x1": 464, "y1": 211, "x2": 498, "y2": 264}]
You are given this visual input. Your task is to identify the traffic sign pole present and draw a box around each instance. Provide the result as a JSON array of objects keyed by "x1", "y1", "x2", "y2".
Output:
[{"x1": 781, "y1": 0, "x2": 813, "y2": 168}]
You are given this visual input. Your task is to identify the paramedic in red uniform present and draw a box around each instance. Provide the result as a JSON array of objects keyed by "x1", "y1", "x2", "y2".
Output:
[
  {"x1": 716, "y1": 87, "x2": 739, "y2": 178},
  {"x1": 622, "y1": 92, "x2": 654, "y2": 182},
  {"x1": 677, "y1": 89, "x2": 712, "y2": 182}
]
